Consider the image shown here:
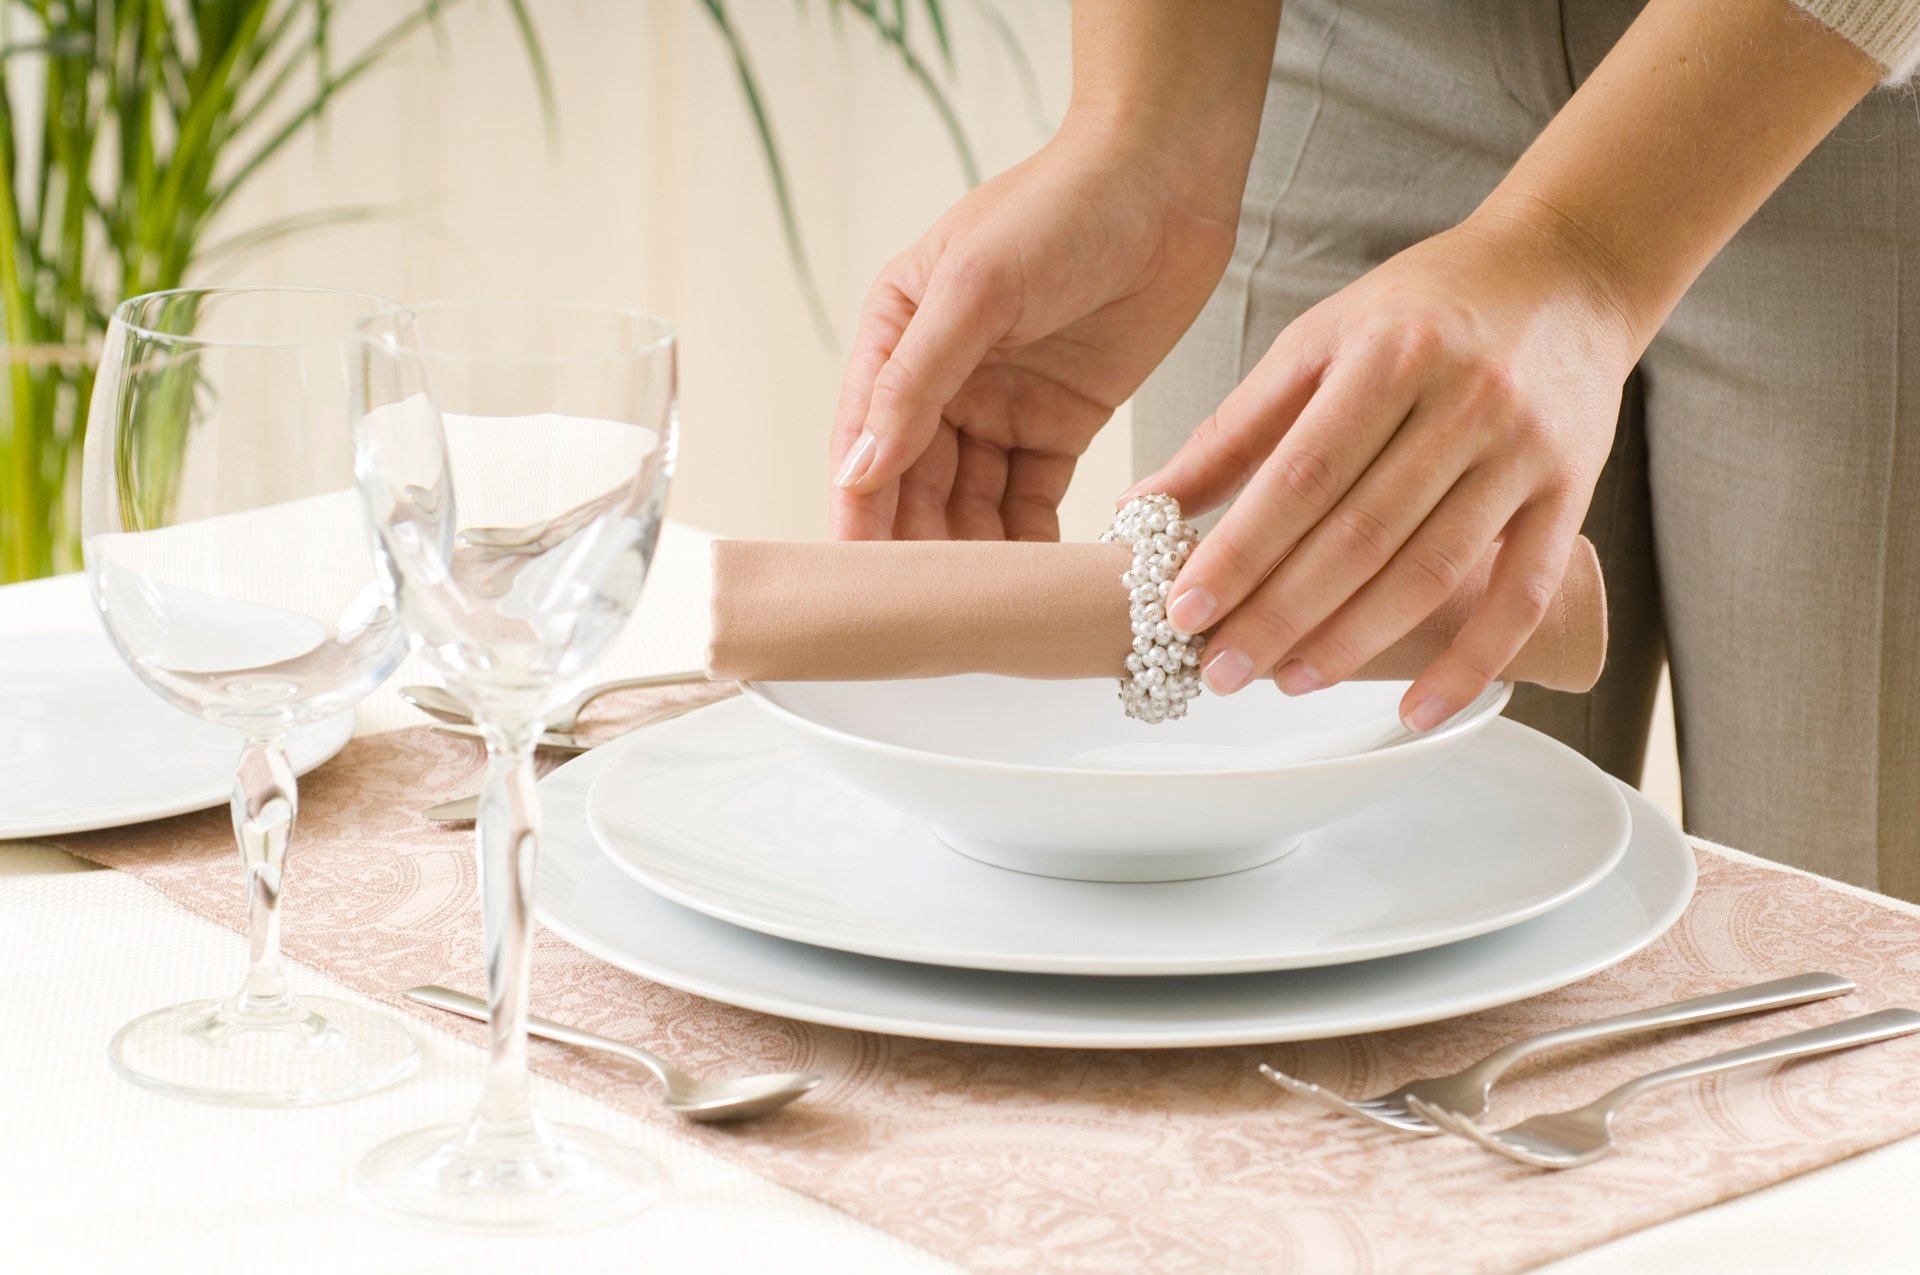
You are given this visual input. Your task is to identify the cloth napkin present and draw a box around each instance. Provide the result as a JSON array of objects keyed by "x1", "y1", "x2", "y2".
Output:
[{"x1": 708, "y1": 535, "x2": 1606, "y2": 692}]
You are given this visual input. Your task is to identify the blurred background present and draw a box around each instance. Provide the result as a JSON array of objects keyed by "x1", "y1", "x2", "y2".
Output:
[
  {"x1": 0, "y1": 0, "x2": 1677, "y2": 816},
  {"x1": 214, "y1": 1, "x2": 1129, "y2": 546}
]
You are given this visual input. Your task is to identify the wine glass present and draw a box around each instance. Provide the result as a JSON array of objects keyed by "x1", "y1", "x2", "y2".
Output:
[
  {"x1": 80, "y1": 286, "x2": 419, "y2": 1105},
  {"x1": 350, "y1": 300, "x2": 676, "y2": 1230}
]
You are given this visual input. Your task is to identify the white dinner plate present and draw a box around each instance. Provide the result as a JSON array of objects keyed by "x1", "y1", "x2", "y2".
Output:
[
  {"x1": 535, "y1": 744, "x2": 1695, "y2": 1049},
  {"x1": 584, "y1": 702, "x2": 1631, "y2": 975},
  {"x1": 0, "y1": 632, "x2": 355, "y2": 839}
]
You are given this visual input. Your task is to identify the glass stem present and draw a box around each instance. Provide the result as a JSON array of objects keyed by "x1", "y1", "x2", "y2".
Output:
[
  {"x1": 227, "y1": 740, "x2": 300, "y2": 1022},
  {"x1": 467, "y1": 729, "x2": 547, "y2": 1150}
]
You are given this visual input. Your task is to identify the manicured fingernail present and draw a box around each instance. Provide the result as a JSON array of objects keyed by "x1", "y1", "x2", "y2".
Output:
[
  {"x1": 1405, "y1": 697, "x2": 1451, "y2": 732},
  {"x1": 1203, "y1": 648, "x2": 1254, "y2": 695},
  {"x1": 1167, "y1": 588, "x2": 1218, "y2": 636},
  {"x1": 835, "y1": 431, "x2": 877, "y2": 488},
  {"x1": 1276, "y1": 659, "x2": 1322, "y2": 696}
]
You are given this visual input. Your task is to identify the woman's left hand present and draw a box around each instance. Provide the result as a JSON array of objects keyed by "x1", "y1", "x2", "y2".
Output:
[{"x1": 1133, "y1": 211, "x2": 1642, "y2": 730}]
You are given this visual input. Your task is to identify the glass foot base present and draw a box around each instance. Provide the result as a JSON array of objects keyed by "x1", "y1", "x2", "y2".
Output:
[
  {"x1": 109, "y1": 996, "x2": 419, "y2": 1106},
  {"x1": 356, "y1": 1120, "x2": 661, "y2": 1233}
]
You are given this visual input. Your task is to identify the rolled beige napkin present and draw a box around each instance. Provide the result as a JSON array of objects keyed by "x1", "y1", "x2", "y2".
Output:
[{"x1": 708, "y1": 535, "x2": 1607, "y2": 692}]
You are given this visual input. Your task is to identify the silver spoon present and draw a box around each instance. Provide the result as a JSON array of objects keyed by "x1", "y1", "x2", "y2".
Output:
[
  {"x1": 401, "y1": 669, "x2": 707, "y2": 732},
  {"x1": 406, "y1": 984, "x2": 821, "y2": 1122}
]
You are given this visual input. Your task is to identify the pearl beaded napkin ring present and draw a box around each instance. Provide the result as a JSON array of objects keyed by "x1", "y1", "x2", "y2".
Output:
[{"x1": 1101, "y1": 493, "x2": 1205, "y2": 723}]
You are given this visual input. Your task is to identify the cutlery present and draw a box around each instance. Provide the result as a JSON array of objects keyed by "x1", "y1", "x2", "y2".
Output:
[
  {"x1": 423, "y1": 794, "x2": 481, "y2": 824},
  {"x1": 421, "y1": 700, "x2": 716, "y2": 823},
  {"x1": 1409, "y1": 1007, "x2": 1920, "y2": 1168},
  {"x1": 402, "y1": 669, "x2": 707, "y2": 731},
  {"x1": 1259, "y1": 972, "x2": 1855, "y2": 1134},
  {"x1": 430, "y1": 723, "x2": 592, "y2": 753},
  {"x1": 405, "y1": 984, "x2": 821, "y2": 1122}
]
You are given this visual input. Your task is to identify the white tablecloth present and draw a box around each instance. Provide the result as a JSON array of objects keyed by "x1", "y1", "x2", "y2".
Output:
[{"x1": 4, "y1": 524, "x2": 1918, "y2": 1274}]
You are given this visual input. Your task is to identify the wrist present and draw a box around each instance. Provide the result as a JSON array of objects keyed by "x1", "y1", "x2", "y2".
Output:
[
  {"x1": 1057, "y1": 101, "x2": 1253, "y2": 227},
  {"x1": 1463, "y1": 192, "x2": 1661, "y2": 363}
]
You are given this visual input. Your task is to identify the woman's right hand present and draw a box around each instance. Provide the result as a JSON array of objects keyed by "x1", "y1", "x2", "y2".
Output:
[{"x1": 830, "y1": 119, "x2": 1243, "y2": 542}]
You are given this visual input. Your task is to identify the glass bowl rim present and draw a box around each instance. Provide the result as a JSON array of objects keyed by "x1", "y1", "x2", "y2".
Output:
[{"x1": 356, "y1": 297, "x2": 676, "y2": 366}]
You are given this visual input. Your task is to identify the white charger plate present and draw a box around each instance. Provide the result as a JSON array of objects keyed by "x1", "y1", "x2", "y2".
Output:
[
  {"x1": 536, "y1": 743, "x2": 1695, "y2": 1049},
  {"x1": 0, "y1": 632, "x2": 354, "y2": 839},
  {"x1": 584, "y1": 702, "x2": 1631, "y2": 975}
]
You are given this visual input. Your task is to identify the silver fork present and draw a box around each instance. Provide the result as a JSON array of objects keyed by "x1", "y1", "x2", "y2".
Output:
[
  {"x1": 1410, "y1": 1007, "x2": 1920, "y2": 1168},
  {"x1": 1259, "y1": 972, "x2": 1854, "y2": 1135}
]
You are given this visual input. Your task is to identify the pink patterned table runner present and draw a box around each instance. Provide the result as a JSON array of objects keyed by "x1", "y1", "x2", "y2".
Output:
[{"x1": 55, "y1": 726, "x2": 1920, "y2": 1274}]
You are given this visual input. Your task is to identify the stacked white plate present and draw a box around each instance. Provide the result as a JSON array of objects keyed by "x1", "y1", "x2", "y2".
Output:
[
  {"x1": 0, "y1": 631, "x2": 352, "y2": 840},
  {"x1": 534, "y1": 685, "x2": 1696, "y2": 1048}
]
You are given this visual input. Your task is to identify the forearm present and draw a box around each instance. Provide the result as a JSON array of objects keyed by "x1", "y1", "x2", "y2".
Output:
[
  {"x1": 1065, "y1": 1, "x2": 1283, "y2": 219},
  {"x1": 1475, "y1": 0, "x2": 1884, "y2": 354}
]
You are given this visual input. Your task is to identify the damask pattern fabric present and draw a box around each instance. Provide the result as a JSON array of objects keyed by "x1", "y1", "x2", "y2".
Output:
[{"x1": 54, "y1": 724, "x2": 1920, "y2": 1275}]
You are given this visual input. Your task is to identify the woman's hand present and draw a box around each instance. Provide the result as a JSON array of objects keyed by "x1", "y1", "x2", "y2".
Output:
[
  {"x1": 1137, "y1": 212, "x2": 1641, "y2": 730},
  {"x1": 830, "y1": 121, "x2": 1241, "y2": 541},
  {"x1": 1140, "y1": 0, "x2": 1883, "y2": 731}
]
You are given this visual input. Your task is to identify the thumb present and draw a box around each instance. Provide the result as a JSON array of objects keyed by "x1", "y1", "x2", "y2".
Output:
[{"x1": 838, "y1": 260, "x2": 1013, "y2": 494}]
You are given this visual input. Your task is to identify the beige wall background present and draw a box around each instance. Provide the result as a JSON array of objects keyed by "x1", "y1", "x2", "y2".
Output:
[
  {"x1": 211, "y1": 0, "x2": 1680, "y2": 820},
  {"x1": 213, "y1": 0, "x2": 1126, "y2": 544}
]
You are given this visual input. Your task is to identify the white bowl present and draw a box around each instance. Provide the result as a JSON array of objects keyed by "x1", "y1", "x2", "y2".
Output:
[{"x1": 742, "y1": 676, "x2": 1512, "y2": 882}]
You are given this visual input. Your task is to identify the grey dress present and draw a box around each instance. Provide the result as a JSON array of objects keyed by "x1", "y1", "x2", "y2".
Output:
[{"x1": 1132, "y1": 0, "x2": 1920, "y2": 897}]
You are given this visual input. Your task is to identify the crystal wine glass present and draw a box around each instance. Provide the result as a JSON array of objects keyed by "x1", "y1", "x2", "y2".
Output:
[
  {"x1": 350, "y1": 300, "x2": 676, "y2": 1230},
  {"x1": 80, "y1": 286, "x2": 419, "y2": 1105}
]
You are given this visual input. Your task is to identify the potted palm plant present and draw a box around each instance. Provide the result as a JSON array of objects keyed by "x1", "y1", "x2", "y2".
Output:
[
  {"x1": 0, "y1": 0, "x2": 997, "y2": 583},
  {"x1": 0, "y1": 0, "x2": 550, "y2": 583}
]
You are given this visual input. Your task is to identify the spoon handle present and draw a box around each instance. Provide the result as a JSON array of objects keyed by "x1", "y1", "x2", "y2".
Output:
[{"x1": 406, "y1": 984, "x2": 673, "y2": 1085}]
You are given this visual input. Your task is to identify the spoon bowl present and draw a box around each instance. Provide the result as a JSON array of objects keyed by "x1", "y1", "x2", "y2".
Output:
[{"x1": 406, "y1": 984, "x2": 820, "y2": 1123}]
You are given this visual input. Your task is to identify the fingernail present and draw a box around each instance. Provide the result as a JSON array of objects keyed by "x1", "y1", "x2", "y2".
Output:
[
  {"x1": 1203, "y1": 648, "x2": 1254, "y2": 695},
  {"x1": 835, "y1": 431, "x2": 878, "y2": 488},
  {"x1": 1405, "y1": 697, "x2": 1451, "y2": 732},
  {"x1": 1167, "y1": 588, "x2": 1218, "y2": 636},
  {"x1": 1276, "y1": 659, "x2": 1322, "y2": 696}
]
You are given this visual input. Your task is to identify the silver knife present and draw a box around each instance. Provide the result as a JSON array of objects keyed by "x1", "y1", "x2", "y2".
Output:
[
  {"x1": 423, "y1": 794, "x2": 481, "y2": 823},
  {"x1": 421, "y1": 700, "x2": 714, "y2": 824},
  {"x1": 429, "y1": 723, "x2": 593, "y2": 753}
]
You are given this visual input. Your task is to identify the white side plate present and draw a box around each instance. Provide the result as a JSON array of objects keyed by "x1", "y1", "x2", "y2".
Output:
[
  {"x1": 537, "y1": 742, "x2": 1695, "y2": 1049},
  {"x1": 584, "y1": 703, "x2": 1631, "y2": 975},
  {"x1": 0, "y1": 632, "x2": 354, "y2": 839}
]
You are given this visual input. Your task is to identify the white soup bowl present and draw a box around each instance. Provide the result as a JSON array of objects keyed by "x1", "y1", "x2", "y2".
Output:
[{"x1": 742, "y1": 675, "x2": 1511, "y2": 882}]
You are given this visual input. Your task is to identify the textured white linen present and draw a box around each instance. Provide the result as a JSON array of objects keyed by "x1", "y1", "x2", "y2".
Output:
[
  {"x1": 4, "y1": 526, "x2": 1920, "y2": 1272},
  {"x1": 0, "y1": 866, "x2": 951, "y2": 1275}
]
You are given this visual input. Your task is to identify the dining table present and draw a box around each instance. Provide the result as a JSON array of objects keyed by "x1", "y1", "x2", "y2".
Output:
[{"x1": 3, "y1": 516, "x2": 1918, "y2": 1274}]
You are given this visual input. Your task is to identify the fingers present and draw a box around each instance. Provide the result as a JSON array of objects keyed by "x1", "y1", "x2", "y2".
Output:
[
  {"x1": 1001, "y1": 449, "x2": 1075, "y2": 542},
  {"x1": 1398, "y1": 502, "x2": 1578, "y2": 730},
  {"x1": 1196, "y1": 440, "x2": 1499, "y2": 695},
  {"x1": 1163, "y1": 334, "x2": 1424, "y2": 639},
  {"x1": 1268, "y1": 468, "x2": 1517, "y2": 693},
  {"x1": 948, "y1": 434, "x2": 1009, "y2": 539},
  {"x1": 831, "y1": 277, "x2": 915, "y2": 540},
  {"x1": 895, "y1": 425, "x2": 960, "y2": 540},
  {"x1": 839, "y1": 258, "x2": 1016, "y2": 497}
]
